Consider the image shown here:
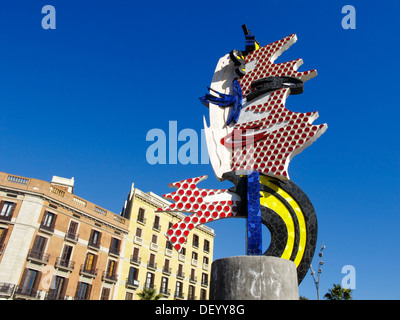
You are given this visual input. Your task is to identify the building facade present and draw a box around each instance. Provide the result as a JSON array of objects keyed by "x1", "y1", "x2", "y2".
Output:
[
  {"x1": 0, "y1": 172, "x2": 129, "y2": 300},
  {"x1": 116, "y1": 183, "x2": 215, "y2": 300},
  {"x1": 0, "y1": 172, "x2": 215, "y2": 300}
]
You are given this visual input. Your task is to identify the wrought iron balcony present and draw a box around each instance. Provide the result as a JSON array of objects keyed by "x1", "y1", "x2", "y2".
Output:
[
  {"x1": 102, "y1": 271, "x2": 118, "y2": 283},
  {"x1": 64, "y1": 231, "x2": 79, "y2": 243},
  {"x1": 55, "y1": 258, "x2": 75, "y2": 271},
  {"x1": 130, "y1": 255, "x2": 141, "y2": 265},
  {"x1": 27, "y1": 249, "x2": 50, "y2": 265},
  {"x1": 79, "y1": 265, "x2": 98, "y2": 278},
  {"x1": 14, "y1": 285, "x2": 41, "y2": 299},
  {"x1": 126, "y1": 278, "x2": 139, "y2": 289}
]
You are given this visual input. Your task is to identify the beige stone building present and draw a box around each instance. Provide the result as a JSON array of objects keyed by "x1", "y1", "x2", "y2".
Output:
[
  {"x1": 116, "y1": 183, "x2": 215, "y2": 300},
  {"x1": 0, "y1": 172, "x2": 129, "y2": 300}
]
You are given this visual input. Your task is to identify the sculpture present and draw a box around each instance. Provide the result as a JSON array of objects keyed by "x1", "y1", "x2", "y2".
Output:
[{"x1": 158, "y1": 25, "x2": 327, "y2": 284}]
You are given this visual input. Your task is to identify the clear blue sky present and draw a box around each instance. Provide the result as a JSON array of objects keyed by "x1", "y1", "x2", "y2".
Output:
[{"x1": 1, "y1": 0, "x2": 399, "y2": 300}]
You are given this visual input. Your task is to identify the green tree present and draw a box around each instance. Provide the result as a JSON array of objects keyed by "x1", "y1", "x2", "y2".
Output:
[
  {"x1": 136, "y1": 287, "x2": 163, "y2": 300},
  {"x1": 324, "y1": 284, "x2": 353, "y2": 300}
]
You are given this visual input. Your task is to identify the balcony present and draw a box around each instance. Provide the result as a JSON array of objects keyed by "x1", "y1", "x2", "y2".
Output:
[
  {"x1": 160, "y1": 288, "x2": 171, "y2": 297},
  {"x1": 14, "y1": 286, "x2": 41, "y2": 300},
  {"x1": 126, "y1": 278, "x2": 139, "y2": 289},
  {"x1": 189, "y1": 275, "x2": 197, "y2": 284},
  {"x1": 191, "y1": 258, "x2": 198, "y2": 267},
  {"x1": 176, "y1": 271, "x2": 185, "y2": 280},
  {"x1": 162, "y1": 266, "x2": 171, "y2": 275},
  {"x1": 130, "y1": 255, "x2": 141, "y2": 265},
  {"x1": 87, "y1": 239, "x2": 101, "y2": 251},
  {"x1": 79, "y1": 265, "x2": 98, "y2": 278},
  {"x1": 39, "y1": 223, "x2": 55, "y2": 235},
  {"x1": 147, "y1": 261, "x2": 157, "y2": 271},
  {"x1": 150, "y1": 242, "x2": 159, "y2": 252},
  {"x1": 174, "y1": 291, "x2": 184, "y2": 300},
  {"x1": 108, "y1": 246, "x2": 120, "y2": 257},
  {"x1": 201, "y1": 280, "x2": 209, "y2": 288},
  {"x1": 152, "y1": 223, "x2": 161, "y2": 232},
  {"x1": 102, "y1": 271, "x2": 118, "y2": 284},
  {"x1": 64, "y1": 231, "x2": 79, "y2": 244},
  {"x1": 165, "y1": 249, "x2": 173, "y2": 257},
  {"x1": 133, "y1": 236, "x2": 142, "y2": 245},
  {"x1": 202, "y1": 263, "x2": 209, "y2": 271},
  {"x1": 0, "y1": 283, "x2": 16, "y2": 298},
  {"x1": 137, "y1": 217, "x2": 146, "y2": 226},
  {"x1": 0, "y1": 213, "x2": 13, "y2": 222},
  {"x1": 188, "y1": 293, "x2": 197, "y2": 300},
  {"x1": 178, "y1": 254, "x2": 186, "y2": 262},
  {"x1": 55, "y1": 258, "x2": 75, "y2": 272},
  {"x1": 27, "y1": 249, "x2": 49, "y2": 265}
]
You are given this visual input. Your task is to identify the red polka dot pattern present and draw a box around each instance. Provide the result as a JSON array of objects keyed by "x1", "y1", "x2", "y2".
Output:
[
  {"x1": 220, "y1": 34, "x2": 327, "y2": 180},
  {"x1": 157, "y1": 175, "x2": 240, "y2": 252}
]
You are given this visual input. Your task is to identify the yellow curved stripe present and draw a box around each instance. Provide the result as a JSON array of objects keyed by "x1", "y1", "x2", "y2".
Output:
[
  {"x1": 260, "y1": 191, "x2": 295, "y2": 260},
  {"x1": 260, "y1": 176, "x2": 307, "y2": 267}
]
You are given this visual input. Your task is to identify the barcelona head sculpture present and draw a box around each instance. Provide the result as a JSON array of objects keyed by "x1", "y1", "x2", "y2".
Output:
[{"x1": 158, "y1": 25, "x2": 327, "y2": 284}]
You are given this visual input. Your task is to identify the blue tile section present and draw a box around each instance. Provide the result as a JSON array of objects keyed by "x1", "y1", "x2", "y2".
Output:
[{"x1": 247, "y1": 171, "x2": 262, "y2": 255}]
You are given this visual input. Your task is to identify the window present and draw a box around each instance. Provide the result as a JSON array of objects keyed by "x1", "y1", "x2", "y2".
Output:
[
  {"x1": 148, "y1": 253, "x2": 156, "y2": 269},
  {"x1": 163, "y1": 259, "x2": 170, "y2": 274},
  {"x1": 151, "y1": 234, "x2": 157, "y2": 244},
  {"x1": 84, "y1": 253, "x2": 97, "y2": 272},
  {"x1": 100, "y1": 287, "x2": 111, "y2": 300},
  {"x1": 137, "y1": 208, "x2": 145, "y2": 223},
  {"x1": 60, "y1": 245, "x2": 73, "y2": 267},
  {"x1": 75, "y1": 282, "x2": 92, "y2": 300},
  {"x1": 66, "y1": 221, "x2": 79, "y2": 240},
  {"x1": 200, "y1": 289, "x2": 207, "y2": 300},
  {"x1": 175, "y1": 281, "x2": 183, "y2": 297},
  {"x1": 40, "y1": 211, "x2": 57, "y2": 232},
  {"x1": 177, "y1": 264, "x2": 184, "y2": 278},
  {"x1": 190, "y1": 268, "x2": 196, "y2": 282},
  {"x1": 145, "y1": 272, "x2": 155, "y2": 289},
  {"x1": 0, "y1": 201, "x2": 15, "y2": 221},
  {"x1": 136, "y1": 228, "x2": 142, "y2": 238},
  {"x1": 181, "y1": 247, "x2": 186, "y2": 256},
  {"x1": 0, "y1": 228, "x2": 8, "y2": 253},
  {"x1": 193, "y1": 234, "x2": 199, "y2": 248},
  {"x1": 204, "y1": 239, "x2": 210, "y2": 253},
  {"x1": 88, "y1": 229, "x2": 101, "y2": 248},
  {"x1": 109, "y1": 238, "x2": 121, "y2": 256},
  {"x1": 192, "y1": 251, "x2": 198, "y2": 261},
  {"x1": 166, "y1": 240, "x2": 173, "y2": 250},
  {"x1": 201, "y1": 273, "x2": 208, "y2": 285},
  {"x1": 30, "y1": 235, "x2": 47, "y2": 259},
  {"x1": 160, "y1": 277, "x2": 169, "y2": 294},
  {"x1": 47, "y1": 276, "x2": 68, "y2": 300},
  {"x1": 203, "y1": 256, "x2": 209, "y2": 266},
  {"x1": 19, "y1": 269, "x2": 40, "y2": 295},
  {"x1": 132, "y1": 247, "x2": 140, "y2": 263},
  {"x1": 106, "y1": 259, "x2": 117, "y2": 278},
  {"x1": 153, "y1": 216, "x2": 160, "y2": 230},
  {"x1": 127, "y1": 267, "x2": 139, "y2": 287},
  {"x1": 188, "y1": 285, "x2": 195, "y2": 300}
]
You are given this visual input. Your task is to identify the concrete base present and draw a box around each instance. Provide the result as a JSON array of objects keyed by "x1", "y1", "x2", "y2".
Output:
[{"x1": 209, "y1": 256, "x2": 299, "y2": 300}]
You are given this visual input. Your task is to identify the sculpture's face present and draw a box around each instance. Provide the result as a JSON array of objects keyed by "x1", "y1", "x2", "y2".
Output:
[{"x1": 204, "y1": 34, "x2": 327, "y2": 181}]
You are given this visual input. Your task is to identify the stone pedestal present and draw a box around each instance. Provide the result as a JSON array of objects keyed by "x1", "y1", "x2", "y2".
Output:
[{"x1": 209, "y1": 256, "x2": 299, "y2": 300}]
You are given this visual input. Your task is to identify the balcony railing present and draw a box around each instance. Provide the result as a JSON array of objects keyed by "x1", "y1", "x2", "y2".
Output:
[
  {"x1": 79, "y1": 265, "x2": 98, "y2": 278},
  {"x1": 126, "y1": 278, "x2": 139, "y2": 289},
  {"x1": 27, "y1": 249, "x2": 50, "y2": 264},
  {"x1": 102, "y1": 271, "x2": 118, "y2": 283},
  {"x1": 0, "y1": 283, "x2": 16, "y2": 298},
  {"x1": 174, "y1": 291, "x2": 184, "y2": 299},
  {"x1": 87, "y1": 239, "x2": 101, "y2": 250},
  {"x1": 137, "y1": 217, "x2": 146, "y2": 225},
  {"x1": 189, "y1": 275, "x2": 197, "y2": 284},
  {"x1": 108, "y1": 246, "x2": 120, "y2": 257},
  {"x1": 176, "y1": 271, "x2": 185, "y2": 280},
  {"x1": 147, "y1": 261, "x2": 157, "y2": 271},
  {"x1": 152, "y1": 223, "x2": 161, "y2": 231},
  {"x1": 55, "y1": 258, "x2": 75, "y2": 271},
  {"x1": 0, "y1": 213, "x2": 13, "y2": 222},
  {"x1": 162, "y1": 266, "x2": 171, "y2": 275},
  {"x1": 14, "y1": 286, "x2": 40, "y2": 299},
  {"x1": 188, "y1": 293, "x2": 197, "y2": 300},
  {"x1": 130, "y1": 255, "x2": 141, "y2": 265},
  {"x1": 39, "y1": 222, "x2": 55, "y2": 234},
  {"x1": 160, "y1": 288, "x2": 171, "y2": 296},
  {"x1": 64, "y1": 231, "x2": 79, "y2": 243}
]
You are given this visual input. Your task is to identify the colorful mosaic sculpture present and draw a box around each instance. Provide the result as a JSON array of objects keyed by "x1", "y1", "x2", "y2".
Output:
[{"x1": 158, "y1": 25, "x2": 326, "y2": 283}]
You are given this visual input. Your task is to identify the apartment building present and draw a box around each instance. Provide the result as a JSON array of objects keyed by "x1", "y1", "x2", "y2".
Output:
[
  {"x1": 116, "y1": 183, "x2": 215, "y2": 300},
  {"x1": 0, "y1": 172, "x2": 129, "y2": 300}
]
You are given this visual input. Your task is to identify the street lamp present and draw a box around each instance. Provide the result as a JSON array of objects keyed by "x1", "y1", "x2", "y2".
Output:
[{"x1": 309, "y1": 242, "x2": 326, "y2": 300}]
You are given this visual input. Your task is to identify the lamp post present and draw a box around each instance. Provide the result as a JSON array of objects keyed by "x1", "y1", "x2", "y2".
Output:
[{"x1": 310, "y1": 242, "x2": 326, "y2": 300}]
